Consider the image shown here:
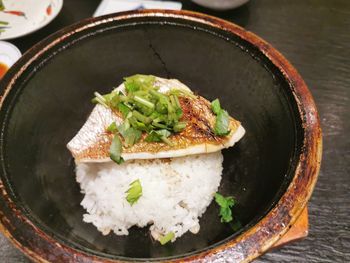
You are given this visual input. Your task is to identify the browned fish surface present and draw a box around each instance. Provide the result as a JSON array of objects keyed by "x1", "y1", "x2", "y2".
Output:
[{"x1": 67, "y1": 77, "x2": 245, "y2": 162}]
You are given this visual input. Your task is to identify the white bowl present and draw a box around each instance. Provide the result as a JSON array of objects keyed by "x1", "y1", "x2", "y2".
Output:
[
  {"x1": 191, "y1": 0, "x2": 249, "y2": 10},
  {"x1": 0, "y1": 41, "x2": 21, "y2": 67},
  {"x1": 0, "y1": 0, "x2": 63, "y2": 40}
]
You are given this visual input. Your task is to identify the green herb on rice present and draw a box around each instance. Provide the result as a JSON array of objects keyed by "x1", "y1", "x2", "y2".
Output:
[
  {"x1": 125, "y1": 179, "x2": 142, "y2": 205},
  {"x1": 214, "y1": 193, "x2": 235, "y2": 223},
  {"x1": 159, "y1": 231, "x2": 175, "y2": 245}
]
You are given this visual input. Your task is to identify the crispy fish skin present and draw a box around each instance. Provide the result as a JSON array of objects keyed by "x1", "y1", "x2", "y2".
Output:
[{"x1": 67, "y1": 78, "x2": 245, "y2": 162}]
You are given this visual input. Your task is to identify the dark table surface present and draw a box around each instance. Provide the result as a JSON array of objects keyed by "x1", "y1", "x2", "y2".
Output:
[{"x1": 1, "y1": 0, "x2": 349, "y2": 262}]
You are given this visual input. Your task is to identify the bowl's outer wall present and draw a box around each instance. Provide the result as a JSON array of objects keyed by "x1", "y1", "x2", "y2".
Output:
[{"x1": 0, "y1": 11, "x2": 320, "y2": 263}]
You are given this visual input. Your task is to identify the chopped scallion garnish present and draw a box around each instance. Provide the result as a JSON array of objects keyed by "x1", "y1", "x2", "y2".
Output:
[
  {"x1": 117, "y1": 103, "x2": 130, "y2": 118},
  {"x1": 124, "y1": 128, "x2": 142, "y2": 147},
  {"x1": 110, "y1": 134, "x2": 124, "y2": 164},
  {"x1": 132, "y1": 110, "x2": 152, "y2": 124},
  {"x1": 125, "y1": 179, "x2": 142, "y2": 205},
  {"x1": 107, "y1": 122, "x2": 118, "y2": 133},
  {"x1": 0, "y1": 1, "x2": 5, "y2": 11},
  {"x1": 92, "y1": 91, "x2": 108, "y2": 108},
  {"x1": 173, "y1": 121, "x2": 187, "y2": 133},
  {"x1": 134, "y1": 95, "x2": 155, "y2": 109},
  {"x1": 159, "y1": 232, "x2": 175, "y2": 245},
  {"x1": 95, "y1": 74, "x2": 196, "y2": 164},
  {"x1": 145, "y1": 129, "x2": 172, "y2": 145}
]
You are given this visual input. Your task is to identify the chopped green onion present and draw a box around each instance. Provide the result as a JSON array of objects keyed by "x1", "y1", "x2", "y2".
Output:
[
  {"x1": 169, "y1": 95, "x2": 177, "y2": 108},
  {"x1": 92, "y1": 75, "x2": 197, "y2": 164},
  {"x1": 132, "y1": 110, "x2": 152, "y2": 124},
  {"x1": 117, "y1": 122, "x2": 129, "y2": 138},
  {"x1": 151, "y1": 114, "x2": 166, "y2": 123},
  {"x1": 152, "y1": 122, "x2": 168, "y2": 129},
  {"x1": 173, "y1": 94, "x2": 181, "y2": 108},
  {"x1": 214, "y1": 193, "x2": 235, "y2": 223},
  {"x1": 175, "y1": 107, "x2": 183, "y2": 118},
  {"x1": 124, "y1": 127, "x2": 142, "y2": 146},
  {"x1": 124, "y1": 74, "x2": 156, "y2": 93},
  {"x1": 214, "y1": 110, "x2": 231, "y2": 136},
  {"x1": 167, "y1": 99, "x2": 174, "y2": 114},
  {"x1": 149, "y1": 89, "x2": 164, "y2": 99},
  {"x1": 124, "y1": 81, "x2": 139, "y2": 93},
  {"x1": 173, "y1": 121, "x2": 187, "y2": 132},
  {"x1": 0, "y1": 21, "x2": 8, "y2": 26},
  {"x1": 211, "y1": 99, "x2": 221, "y2": 115},
  {"x1": 124, "y1": 75, "x2": 156, "y2": 93},
  {"x1": 92, "y1": 91, "x2": 120, "y2": 108},
  {"x1": 0, "y1": 1, "x2": 4, "y2": 11},
  {"x1": 145, "y1": 130, "x2": 162, "y2": 143},
  {"x1": 156, "y1": 129, "x2": 173, "y2": 146},
  {"x1": 134, "y1": 95, "x2": 155, "y2": 109},
  {"x1": 160, "y1": 136, "x2": 173, "y2": 146},
  {"x1": 125, "y1": 179, "x2": 142, "y2": 205},
  {"x1": 110, "y1": 134, "x2": 124, "y2": 164},
  {"x1": 159, "y1": 232, "x2": 175, "y2": 245},
  {"x1": 119, "y1": 95, "x2": 129, "y2": 102},
  {"x1": 117, "y1": 103, "x2": 131, "y2": 118},
  {"x1": 168, "y1": 88, "x2": 196, "y2": 99},
  {"x1": 92, "y1": 91, "x2": 108, "y2": 108},
  {"x1": 124, "y1": 74, "x2": 155, "y2": 89},
  {"x1": 128, "y1": 116, "x2": 142, "y2": 130},
  {"x1": 145, "y1": 129, "x2": 171, "y2": 144},
  {"x1": 156, "y1": 129, "x2": 171, "y2": 138},
  {"x1": 110, "y1": 93, "x2": 120, "y2": 108},
  {"x1": 156, "y1": 101, "x2": 168, "y2": 114},
  {"x1": 107, "y1": 122, "x2": 118, "y2": 133},
  {"x1": 116, "y1": 121, "x2": 141, "y2": 147}
]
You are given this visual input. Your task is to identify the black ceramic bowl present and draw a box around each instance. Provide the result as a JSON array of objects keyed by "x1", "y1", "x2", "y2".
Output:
[{"x1": 0, "y1": 10, "x2": 321, "y2": 262}]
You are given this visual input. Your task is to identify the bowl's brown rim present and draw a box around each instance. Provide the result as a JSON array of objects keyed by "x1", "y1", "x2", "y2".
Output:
[{"x1": 0, "y1": 9, "x2": 322, "y2": 263}]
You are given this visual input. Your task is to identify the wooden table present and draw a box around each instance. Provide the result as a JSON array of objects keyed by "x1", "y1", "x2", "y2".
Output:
[{"x1": 1, "y1": 0, "x2": 349, "y2": 262}]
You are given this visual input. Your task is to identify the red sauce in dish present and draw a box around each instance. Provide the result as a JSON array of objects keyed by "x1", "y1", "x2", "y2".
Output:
[{"x1": 0, "y1": 63, "x2": 8, "y2": 79}]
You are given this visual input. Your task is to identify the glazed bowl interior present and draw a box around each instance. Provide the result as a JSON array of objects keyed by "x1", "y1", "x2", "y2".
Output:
[{"x1": 0, "y1": 12, "x2": 303, "y2": 260}]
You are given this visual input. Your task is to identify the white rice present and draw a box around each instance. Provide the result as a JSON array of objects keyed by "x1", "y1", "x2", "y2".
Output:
[{"x1": 76, "y1": 152, "x2": 223, "y2": 242}]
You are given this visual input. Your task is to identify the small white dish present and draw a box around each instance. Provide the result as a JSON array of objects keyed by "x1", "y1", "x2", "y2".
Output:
[
  {"x1": 94, "y1": 0, "x2": 182, "y2": 17},
  {"x1": 0, "y1": 40, "x2": 21, "y2": 67},
  {"x1": 191, "y1": 0, "x2": 249, "y2": 10},
  {"x1": 0, "y1": 0, "x2": 63, "y2": 40}
]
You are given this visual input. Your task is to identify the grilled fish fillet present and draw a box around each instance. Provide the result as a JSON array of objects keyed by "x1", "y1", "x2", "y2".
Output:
[{"x1": 67, "y1": 77, "x2": 245, "y2": 162}]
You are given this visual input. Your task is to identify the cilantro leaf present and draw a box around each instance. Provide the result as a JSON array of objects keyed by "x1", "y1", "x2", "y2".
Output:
[
  {"x1": 215, "y1": 193, "x2": 235, "y2": 223},
  {"x1": 214, "y1": 109, "x2": 231, "y2": 136},
  {"x1": 211, "y1": 99, "x2": 221, "y2": 115}
]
